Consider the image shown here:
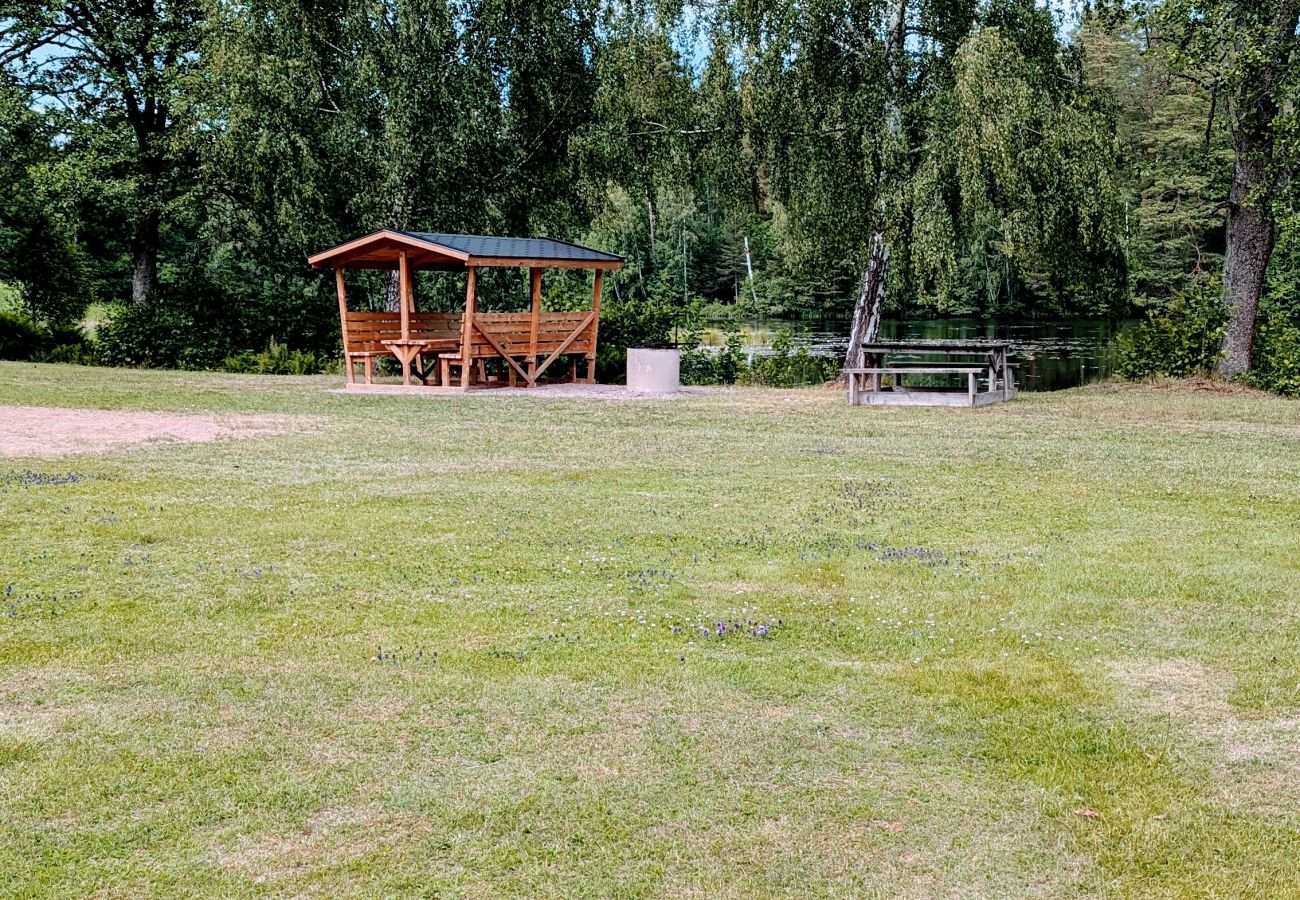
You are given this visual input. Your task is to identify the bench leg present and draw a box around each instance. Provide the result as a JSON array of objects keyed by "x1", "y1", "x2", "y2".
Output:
[
  {"x1": 363, "y1": 356, "x2": 373, "y2": 385},
  {"x1": 345, "y1": 356, "x2": 356, "y2": 384},
  {"x1": 586, "y1": 355, "x2": 596, "y2": 384},
  {"x1": 848, "y1": 373, "x2": 859, "y2": 406},
  {"x1": 968, "y1": 372, "x2": 976, "y2": 406}
]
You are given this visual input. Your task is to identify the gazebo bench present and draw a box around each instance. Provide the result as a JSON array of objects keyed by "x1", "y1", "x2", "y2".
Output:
[
  {"x1": 342, "y1": 311, "x2": 461, "y2": 384},
  {"x1": 437, "y1": 310, "x2": 598, "y2": 387}
]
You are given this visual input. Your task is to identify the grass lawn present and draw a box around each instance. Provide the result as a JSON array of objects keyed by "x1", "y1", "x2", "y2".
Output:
[{"x1": 2, "y1": 361, "x2": 1298, "y2": 897}]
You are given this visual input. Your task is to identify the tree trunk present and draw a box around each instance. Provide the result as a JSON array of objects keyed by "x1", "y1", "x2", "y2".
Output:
[
  {"x1": 1219, "y1": 154, "x2": 1277, "y2": 375},
  {"x1": 843, "y1": 209, "x2": 890, "y2": 372},
  {"x1": 130, "y1": 210, "x2": 160, "y2": 305},
  {"x1": 1215, "y1": 0, "x2": 1299, "y2": 376}
]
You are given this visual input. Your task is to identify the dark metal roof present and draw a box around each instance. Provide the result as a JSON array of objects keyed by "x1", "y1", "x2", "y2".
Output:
[{"x1": 398, "y1": 231, "x2": 623, "y2": 263}]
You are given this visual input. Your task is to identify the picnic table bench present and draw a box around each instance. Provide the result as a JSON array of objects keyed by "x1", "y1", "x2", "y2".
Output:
[{"x1": 847, "y1": 340, "x2": 1018, "y2": 407}]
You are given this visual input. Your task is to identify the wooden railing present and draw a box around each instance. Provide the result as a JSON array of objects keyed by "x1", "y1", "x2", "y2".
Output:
[{"x1": 341, "y1": 309, "x2": 596, "y2": 386}]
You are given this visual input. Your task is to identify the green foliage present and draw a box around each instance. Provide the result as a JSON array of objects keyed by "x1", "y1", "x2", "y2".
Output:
[
  {"x1": 0, "y1": 309, "x2": 92, "y2": 362},
  {"x1": 0, "y1": 0, "x2": 1291, "y2": 380},
  {"x1": 911, "y1": 26, "x2": 1128, "y2": 317},
  {"x1": 740, "y1": 329, "x2": 838, "y2": 387},
  {"x1": 222, "y1": 340, "x2": 330, "y2": 376},
  {"x1": 93, "y1": 304, "x2": 196, "y2": 369},
  {"x1": 94, "y1": 279, "x2": 249, "y2": 369},
  {"x1": 680, "y1": 327, "x2": 833, "y2": 388},
  {"x1": 0, "y1": 310, "x2": 48, "y2": 360},
  {"x1": 0, "y1": 78, "x2": 94, "y2": 323},
  {"x1": 1079, "y1": 13, "x2": 1232, "y2": 307},
  {"x1": 681, "y1": 331, "x2": 745, "y2": 386},
  {"x1": 38, "y1": 342, "x2": 98, "y2": 366},
  {"x1": 1115, "y1": 285, "x2": 1227, "y2": 379},
  {"x1": 0, "y1": 281, "x2": 21, "y2": 312},
  {"x1": 1247, "y1": 306, "x2": 1300, "y2": 397},
  {"x1": 593, "y1": 295, "x2": 676, "y2": 382}
]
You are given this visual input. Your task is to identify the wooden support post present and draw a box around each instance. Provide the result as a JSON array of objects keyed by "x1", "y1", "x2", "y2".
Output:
[
  {"x1": 461, "y1": 266, "x2": 477, "y2": 388},
  {"x1": 848, "y1": 372, "x2": 859, "y2": 406},
  {"x1": 587, "y1": 269, "x2": 603, "y2": 383},
  {"x1": 398, "y1": 251, "x2": 412, "y2": 385},
  {"x1": 335, "y1": 269, "x2": 353, "y2": 384},
  {"x1": 967, "y1": 372, "x2": 976, "y2": 406},
  {"x1": 528, "y1": 267, "x2": 541, "y2": 384},
  {"x1": 398, "y1": 252, "x2": 411, "y2": 340}
]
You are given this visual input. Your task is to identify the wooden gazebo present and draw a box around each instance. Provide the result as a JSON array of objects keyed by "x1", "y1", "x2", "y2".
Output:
[{"x1": 309, "y1": 230, "x2": 624, "y2": 389}]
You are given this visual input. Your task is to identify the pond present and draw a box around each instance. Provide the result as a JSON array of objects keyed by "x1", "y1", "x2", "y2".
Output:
[{"x1": 693, "y1": 317, "x2": 1137, "y2": 392}]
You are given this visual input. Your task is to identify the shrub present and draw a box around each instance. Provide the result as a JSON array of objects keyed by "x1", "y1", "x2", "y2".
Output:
[
  {"x1": 222, "y1": 339, "x2": 328, "y2": 375},
  {"x1": 1115, "y1": 286, "x2": 1226, "y2": 380},
  {"x1": 94, "y1": 302, "x2": 196, "y2": 368},
  {"x1": 1248, "y1": 306, "x2": 1300, "y2": 397},
  {"x1": 0, "y1": 310, "x2": 49, "y2": 360},
  {"x1": 681, "y1": 331, "x2": 745, "y2": 385},
  {"x1": 595, "y1": 295, "x2": 676, "y2": 381},
  {"x1": 95, "y1": 290, "x2": 248, "y2": 369},
  {"x1": 34, "y1": 322, "x2": 95, "y2": 365},
  {"x1": 39, "y1": 342, "x2": 98, "y2": 365},
  {"x1": 740, "y1": 329, "x2": 838, "y2": 387}
]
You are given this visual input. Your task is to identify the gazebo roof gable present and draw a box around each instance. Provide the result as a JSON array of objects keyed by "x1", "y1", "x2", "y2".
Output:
[{"x1": 309, "y1": 229, "x2": 624, "y2": 270}]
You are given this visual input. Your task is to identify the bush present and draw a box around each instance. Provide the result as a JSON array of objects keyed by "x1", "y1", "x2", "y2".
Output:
[
  {"x1": 1248, "y1": 306, "x2": 1300, "y2": 397},
  {"x1": 1115, "y1": 286, "x2": 1226, "y2": 380},
  {"x1": 681, "y1": 331, "x2": 745, "y2": 385},
  {"x1": 740, "y1": 329, "x2": 838, "y2": 387},
  {"x1": 94, "y1": 302, "x2": 196, "y2": 368},
  {"x1": 95, "y1": 290, "x2": 247, "y2": 369},
  {"x1": 222, "y1": 339, "x2": 329, "y2": 375},
  {"x1": 595, "y1": 295, "x2": 676, "y2": 382},
  {"x1": 39, "y1": 343, "x2": 98, "y2": 365},
  {"x1": 35, "y1": 322, "x2": 95, "y2": 365},
  {"x1": 0, "y1": 309, "x2": 49, "y2": 360}
]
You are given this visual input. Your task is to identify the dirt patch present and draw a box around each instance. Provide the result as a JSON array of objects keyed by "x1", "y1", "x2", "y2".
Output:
[
  {"x1": 1110, "y1": 658, "x2": 1300, "y2": 811},
  {"x1": 0, "y1": 404, "x2": 299, "y2": 458}
]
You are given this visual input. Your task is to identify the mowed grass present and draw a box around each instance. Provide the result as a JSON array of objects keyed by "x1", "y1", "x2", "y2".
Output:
[{"x1": 1, "y1": 361, "x2": 1299, "y2": 898}]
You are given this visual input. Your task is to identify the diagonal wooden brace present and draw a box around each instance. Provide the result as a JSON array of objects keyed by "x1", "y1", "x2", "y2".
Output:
[
  {"x1": 532, "y1": 311, "x2": 596, "y2": 383},
  {"x1": 472, "y1": 318, "x2": 534, "y2": 385}
]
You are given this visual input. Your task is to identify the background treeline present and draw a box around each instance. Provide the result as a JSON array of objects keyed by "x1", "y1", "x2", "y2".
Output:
[{"x1": 1, "y1": 0, "x2": 1298, "y2": 389}]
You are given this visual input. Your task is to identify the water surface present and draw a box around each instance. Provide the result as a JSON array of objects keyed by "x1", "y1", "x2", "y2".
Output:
[{"x1": 696, "y1": 317, "x2": 1135, "y2": 391}]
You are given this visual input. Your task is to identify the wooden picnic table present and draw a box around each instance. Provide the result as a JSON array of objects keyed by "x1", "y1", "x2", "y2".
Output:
[
  {"x1": 849, "y1": 340, "x2": 1017, "y2": 407},
  {"x1": 381, "y1": 337, "x2": 460, "y2": 385}
]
